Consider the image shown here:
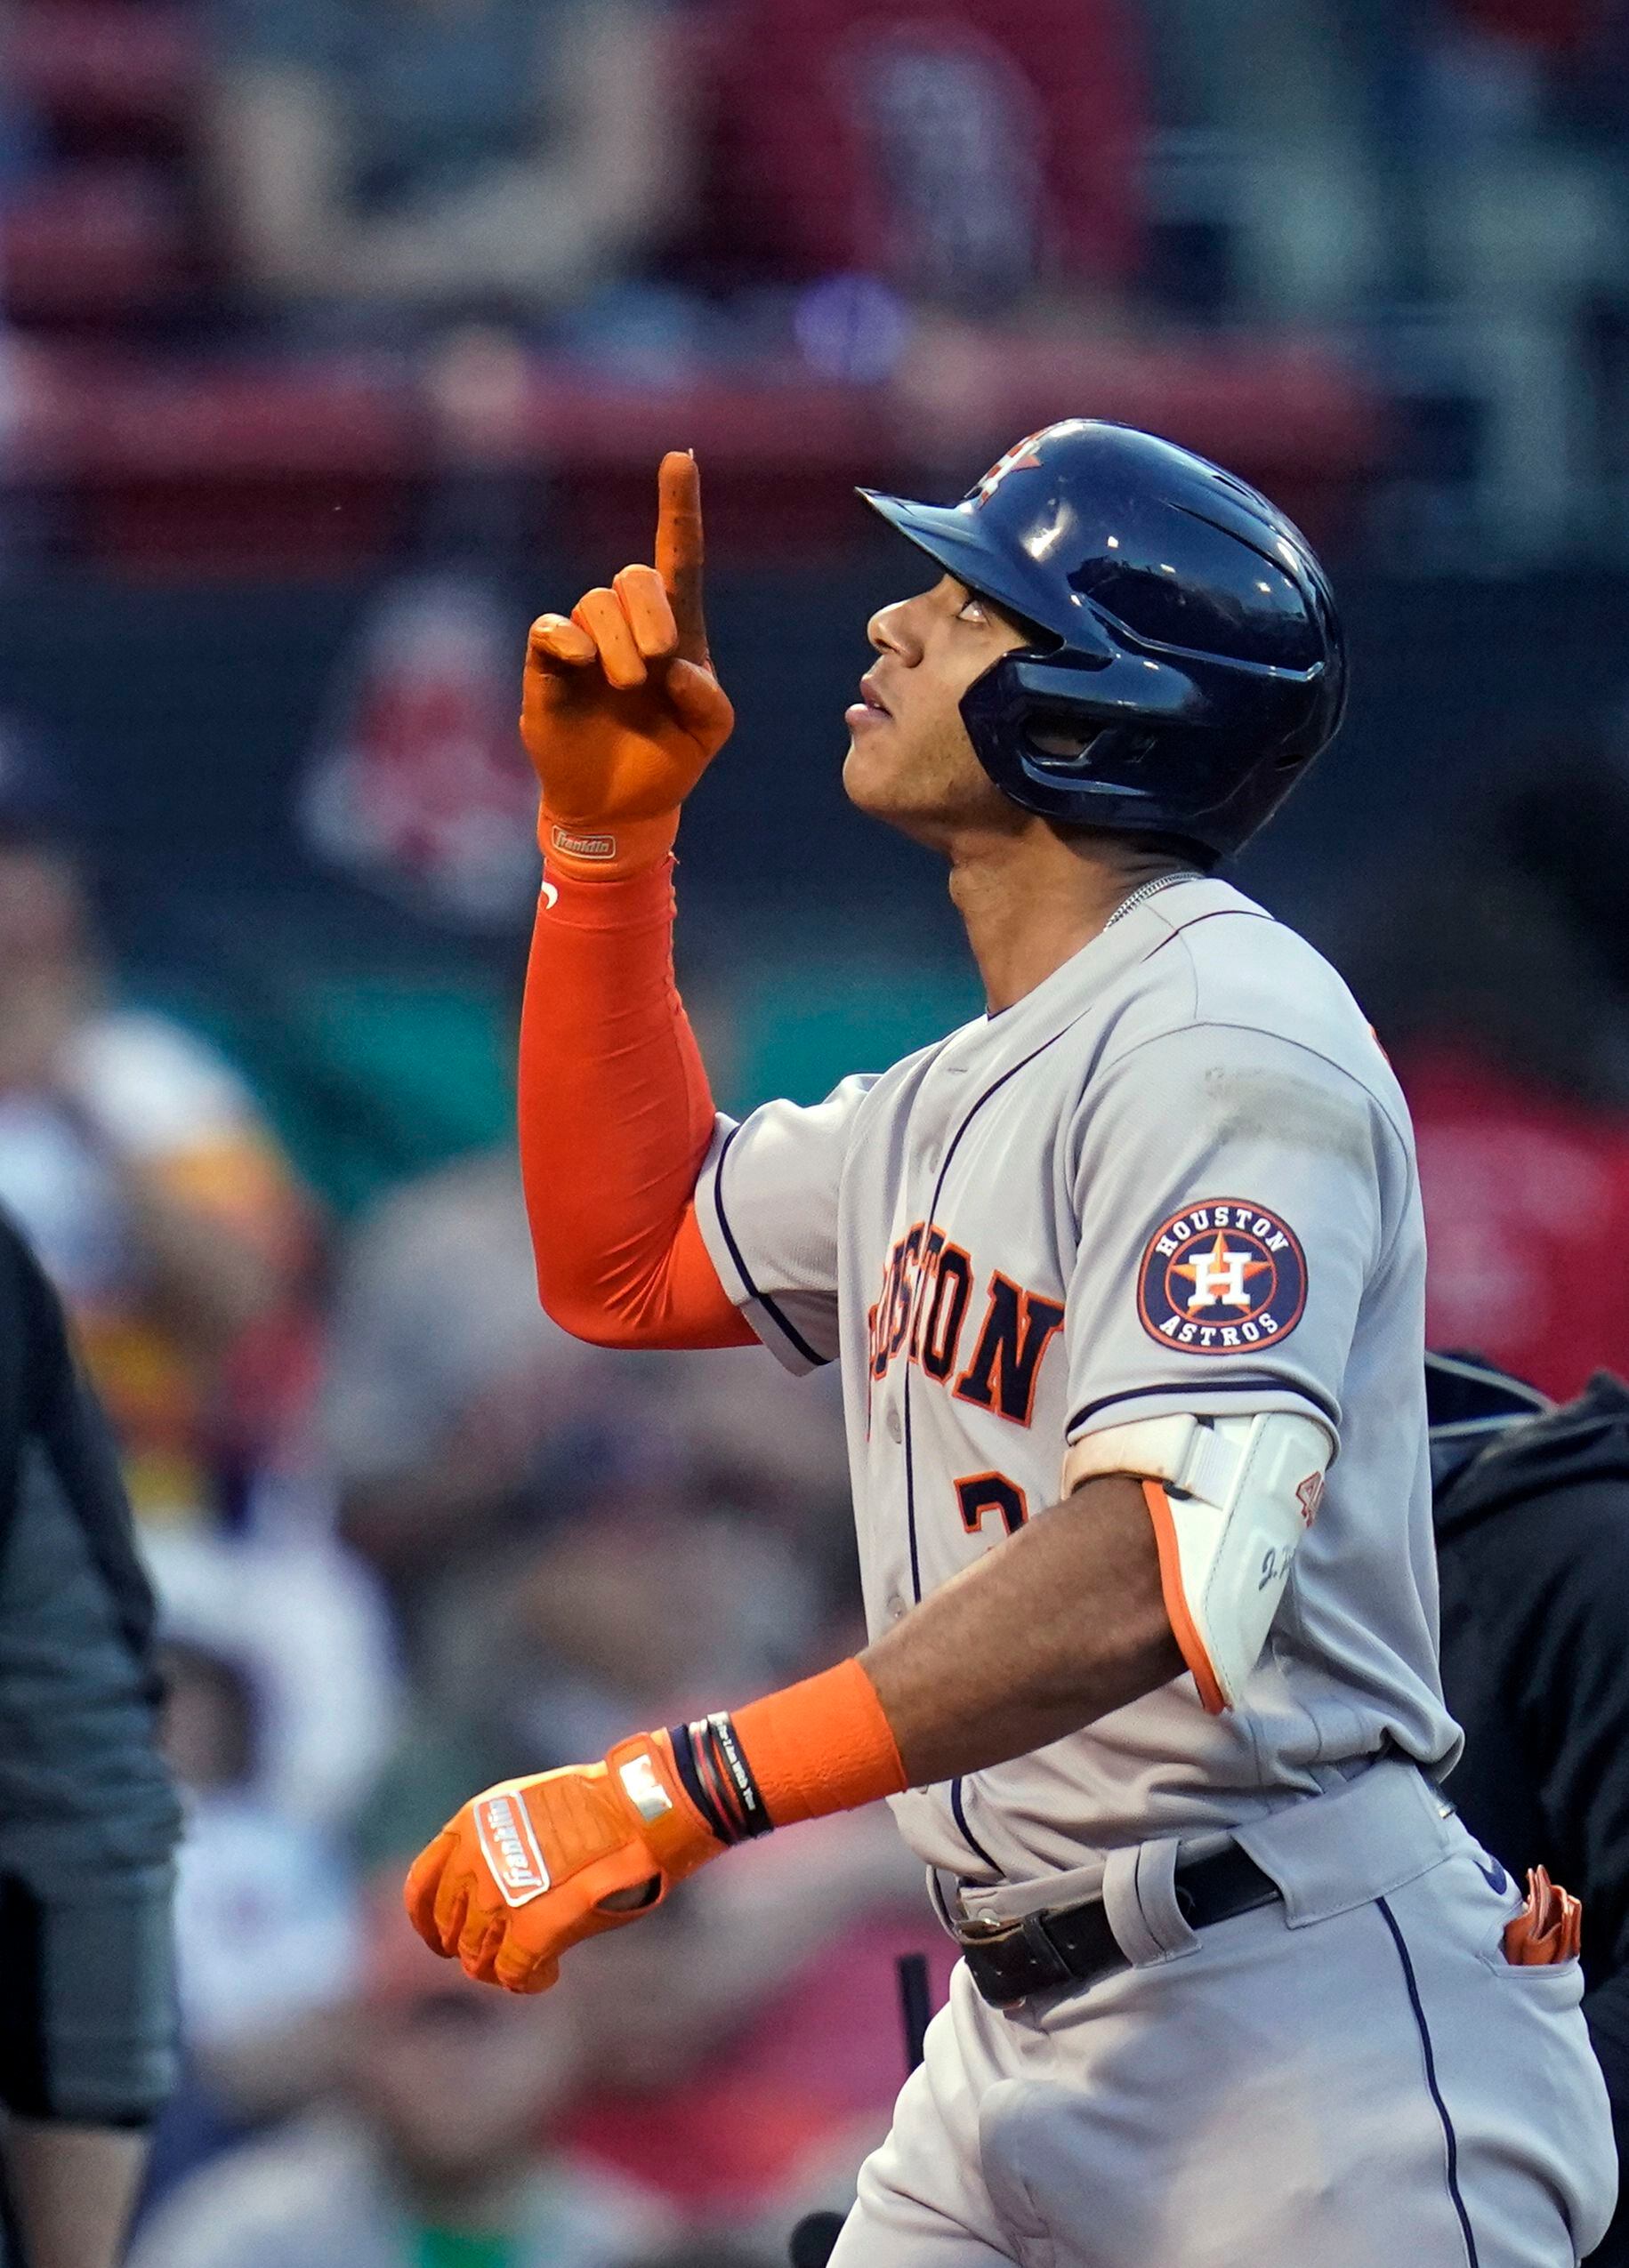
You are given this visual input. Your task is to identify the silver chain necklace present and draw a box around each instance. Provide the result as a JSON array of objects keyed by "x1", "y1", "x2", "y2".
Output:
[{"x1": 1106, "y1": 869, "x2": 1200, "y2": 929}]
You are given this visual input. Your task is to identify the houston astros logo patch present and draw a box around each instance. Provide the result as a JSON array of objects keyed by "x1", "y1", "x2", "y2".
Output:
[{"x1": 1137, "y1": 1200, "x2": 1307, "y2": 1353}]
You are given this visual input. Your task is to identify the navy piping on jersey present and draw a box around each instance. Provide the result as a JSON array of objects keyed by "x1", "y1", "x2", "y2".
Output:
[
  {"x1": 949, "y1": 1777, "x2": 999, "y2": 1875},
  {"x1": 1067, "y1": 1374, "x2": 1341, "y2": 1440},
  {"x1": 903, "y1": 1351, "x2": 923, "y2": 1605},
  {"x1": 712, "y1": 1123, "x2": 827, "y2": 1370},
  {"x1": 1375, "y1": 1896, "x2": 1480, "y2": 2268},
  {"x1": 905, "y1": 1013, "x2": 1099, "y2": 1877},
  {"x1": 1139, "y1": 906, "x2": 1272, "y2": 962}
]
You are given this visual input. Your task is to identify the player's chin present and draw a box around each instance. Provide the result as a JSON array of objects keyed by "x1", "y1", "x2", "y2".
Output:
[
  {"x1": 842, "y1": 736, "x2": 997, "y2": 846},
  {"x1": 843, "y1": 725, "x2": 916, "y2": 817}
]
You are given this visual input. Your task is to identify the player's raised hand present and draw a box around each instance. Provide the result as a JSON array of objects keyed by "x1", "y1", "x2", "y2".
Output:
[{"x1": 522, "y1": 451, "x2": 734, "y2": 878}]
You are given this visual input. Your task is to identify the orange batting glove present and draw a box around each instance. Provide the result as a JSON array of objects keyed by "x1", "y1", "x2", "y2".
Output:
[
  {"x1": 402, "y1": 1726, "x2": 729, "y2": 1995},
  {"x1": 522, "y1": 451, "x2": 735, "y2": 878},
  {"x1": 404, "y1": 1664, "x2": 907, "y2": 1994}
]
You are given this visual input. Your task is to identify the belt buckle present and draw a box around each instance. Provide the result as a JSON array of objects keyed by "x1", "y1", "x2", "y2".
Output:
[{"x1": 962, "y1": 1908, "x2": 1075, "y2": 2008}]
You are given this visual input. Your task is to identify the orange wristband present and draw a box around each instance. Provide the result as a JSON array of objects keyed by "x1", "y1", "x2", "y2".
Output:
[{"x1": 666, "y1": 1661, "x2": 906, "y2": 1844}]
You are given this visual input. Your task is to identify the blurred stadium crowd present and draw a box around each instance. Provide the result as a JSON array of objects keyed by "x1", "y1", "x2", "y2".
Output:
[
  {"x1": 0, "y1": 796, "x2": 970, "y2": 2268},
  {"x1": 1, "y1": 0, "x2": 1628, "y2": 567},
  {"x1": 1, "y1": 0, "x2": 1628, "y2": 2264}
]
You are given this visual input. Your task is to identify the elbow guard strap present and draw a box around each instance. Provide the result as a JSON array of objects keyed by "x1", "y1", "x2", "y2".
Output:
[{"x1": 1063, "y1": 1411, "x2": 1334, "y2": 1714}]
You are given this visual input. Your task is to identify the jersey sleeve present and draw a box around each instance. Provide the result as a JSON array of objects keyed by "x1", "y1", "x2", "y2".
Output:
[
  {"x1": 693, "y1": 1074, "x2": 875, "y2": 1374},
  {"x1": 1061, "y1": 1023, "x2": 1409, "y2": 1460}
]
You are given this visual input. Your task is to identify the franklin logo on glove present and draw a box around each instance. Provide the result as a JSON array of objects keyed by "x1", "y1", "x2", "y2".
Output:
[{"x1": 473, "y1": 1790, "x2": 551, "y2": 1906}]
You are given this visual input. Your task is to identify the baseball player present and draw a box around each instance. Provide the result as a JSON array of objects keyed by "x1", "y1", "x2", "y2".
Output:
[{"x1": 406, "y1": 422, "x2": 1616, "y2": 2266}]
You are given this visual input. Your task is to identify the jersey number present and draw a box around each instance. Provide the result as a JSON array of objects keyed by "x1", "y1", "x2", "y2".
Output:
[{"x1": 956, "y1": 1472, "x2": 1029, "y2": 1539}]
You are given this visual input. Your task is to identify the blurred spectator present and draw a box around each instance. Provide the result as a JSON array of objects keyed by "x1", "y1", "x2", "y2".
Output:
[
  {"x1": 341, "y1": 1460, "x2": 941, "y2": 2247},
  {"x1": 0, "y1": 778, "x2": 312, "y2": 1531},
  {"x1": 160, "y1": 1638, "x2": 359, "y2": 2063},
  {"x1": 1358, "y1": 740, "x2": 1629, "y2": 1397},
  {"x1": 1409, "y1": 1, "x2": 1629, "y2": 553},
  {"x1": 330, "y1": 1320, "x2": 934, "y2": 2253},
  {"x1": 1139, "y1": 0, "x2": 1397, "y2": 320},
  {"x1": 0, "y1": 1210, "x2": 181, "y2": 2268},
  {"x1": 127, "y1": 1880, "x2": 673, "y2": 2268},
  {"x1": 149, "y1": 1523, "x2": 399, "y2": 1833},
  {"x1": 323, "y1": 1142, "x2": 851, "y2": 1630},
  {"x1": 140, "y1": 1636, "x2": 363, "y2": 2208},
  {"x1": 351, "y1": 1457, "x2": 829, "y2": 1857},
  {"x1": 690, "y1": 0, "x2": 1143, "y2": 342},
  {"x1": 203, "y1": 0, "x2": 681, "y2": 335},
  {"x1": 500, "y1": 1483, "x2": 826, "y2": 1745},
  {"x1": 136, "y1": 1512, "x2": 399, "y2": 2208},
  {"x1": 1428, "y1": 1353, "x2": 1629, "y2": 2265},
  {"x1": 321, "y1": 1147, "x2": 601, "y2": 1602}
]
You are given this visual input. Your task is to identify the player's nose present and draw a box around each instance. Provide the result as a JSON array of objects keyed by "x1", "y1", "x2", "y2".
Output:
[{"x1": 866, "y1": 597, "x2": 922, "y2": 664}]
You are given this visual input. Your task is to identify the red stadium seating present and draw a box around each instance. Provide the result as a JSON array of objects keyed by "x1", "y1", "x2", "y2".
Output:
[
  {"x1": 6, "y1": 342, "x2": 1383, "y2": 576},
  {"x1": 1, "y1": 169, "x2": 193, "y2": 324},
  {"x1": 8, "y1": 2, "x2": 199, "y2": 134}
]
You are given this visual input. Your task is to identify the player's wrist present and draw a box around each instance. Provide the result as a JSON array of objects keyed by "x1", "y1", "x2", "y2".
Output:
[
  {"x1": 601, "y1": 1729, "x2": 728, "y2": 1881},
  {"x1": 532, "y1": 849, "x2": 677, "y2": 931},
  {"x1": 657, "y1": 1660, "x2": 908, "y2": 1850},
  {"x1": 537, "y1": 804, "x2": 680, "y2": 879}
]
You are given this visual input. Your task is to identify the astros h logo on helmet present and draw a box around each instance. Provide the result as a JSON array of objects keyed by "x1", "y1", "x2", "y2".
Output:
[
  {"x1": 973, "y1": 433, "x2": 1044, "y2": 504},
  {"x1": 1136, "y1": 1200, "x2": 1308, "y2": 1354}
]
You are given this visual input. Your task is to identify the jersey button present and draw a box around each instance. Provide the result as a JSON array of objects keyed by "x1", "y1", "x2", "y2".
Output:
[
  {"x1": 886, "y1": 1407, "x2": 904, "y2": 1444},
  {"x1": 885, "y1": 1593, "x2": 907, "y2": 1622}
]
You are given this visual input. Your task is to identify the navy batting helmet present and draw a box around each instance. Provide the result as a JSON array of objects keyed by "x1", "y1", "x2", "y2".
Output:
[{"x1": 859, "y1": 420, "x2": 1345, "y2": 864}]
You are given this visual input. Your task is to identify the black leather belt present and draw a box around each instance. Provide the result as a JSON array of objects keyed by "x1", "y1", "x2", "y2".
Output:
[{"x1": 960, "y1": 1841, "x2": 1282, "y2": 2009}]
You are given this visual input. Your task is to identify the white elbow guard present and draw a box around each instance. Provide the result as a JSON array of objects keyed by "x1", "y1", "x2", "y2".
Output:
[{"x1": 1063, "y1": 1411, "x2": 1333, "y2": 1714}]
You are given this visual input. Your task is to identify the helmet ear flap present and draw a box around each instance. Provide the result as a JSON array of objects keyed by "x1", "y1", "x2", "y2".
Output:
[
  {"x1": 958, "y1": 652, "x2": 1194, "y2": 832},
  {"x1": 958, "y1": 631, "x2": 1337, "y2": 863},
  {"x1": 1023, "y1": 720, "x2": 1158, "y2": 779}
]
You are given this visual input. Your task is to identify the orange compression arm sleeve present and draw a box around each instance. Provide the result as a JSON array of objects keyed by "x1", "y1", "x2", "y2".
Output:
[{"x1": 517, "y1": 857, "x2": 754, "y2": 1350}]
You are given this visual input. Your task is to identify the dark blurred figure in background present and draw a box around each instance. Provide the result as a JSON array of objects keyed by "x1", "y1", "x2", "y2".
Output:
[
  {"x1": 127, "y1": 1879, "x2": 672, "y2": 2268},
  {"x1": 1139, "y1": 0, "x2": 1395, "y2": 322},
  {"x1": 320, "y1": 1145, "x2": 601, "y2": 1615},
  {"x1": 0, "y1": 1210, "x2": 181, "y2": 2268},
  {"x1": 1429, "y1": 1351, "x2": 1629, "y2": 2266},
  {"x1": 1359, "y1": 740, "x2": 1629, "y2": 1396},
  {"x1": 0, "y1": 744, "x2": 313, "y2": 1535},
  {"x1": 142, "y1": 1633, "x2": 361, "y2": 2203},
  {"x1": 687, "y1": 0, "x2": 1143, "y2": 396},
  {"x1": 321, "y1": 1126, "x2": 853, "y2": 1658},
  {"x1": 696, "y1": 0, "x2": 1142, "y2": 310},
  {"x1": 203, "y1": 0, "x2": 681, "y2": 341}
]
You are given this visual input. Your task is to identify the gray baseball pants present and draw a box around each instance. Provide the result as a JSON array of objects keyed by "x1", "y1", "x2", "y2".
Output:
[{"x1": 833, "y1": 1763, "x2": 1616, "y2": 2267}]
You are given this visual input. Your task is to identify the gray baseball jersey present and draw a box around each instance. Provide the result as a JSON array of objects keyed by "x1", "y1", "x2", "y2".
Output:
[{"x1": 695, "y1": 874, "x2": 1459, "y2": 1884}]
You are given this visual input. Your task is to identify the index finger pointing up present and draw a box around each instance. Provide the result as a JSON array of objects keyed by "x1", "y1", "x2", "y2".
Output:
[{"x1": 655, "y1": 450, "x2": 709, "y2": 665}]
